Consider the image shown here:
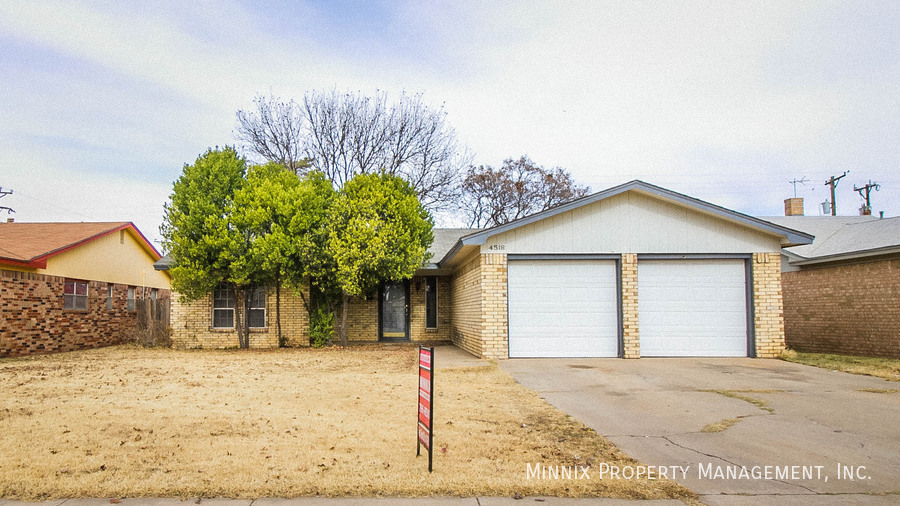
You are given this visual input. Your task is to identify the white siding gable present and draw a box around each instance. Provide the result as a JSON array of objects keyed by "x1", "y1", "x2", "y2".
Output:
[{"x1": 481, "y1": 191, "x2": 782, "y2": 254}]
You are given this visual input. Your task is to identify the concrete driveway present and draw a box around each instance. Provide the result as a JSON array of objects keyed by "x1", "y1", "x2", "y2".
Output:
[{"x1": 499, "y1": 358, "x2": 900, "y2": 505}]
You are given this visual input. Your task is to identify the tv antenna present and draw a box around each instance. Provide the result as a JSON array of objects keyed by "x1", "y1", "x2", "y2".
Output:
[{"x1": 788, "y1": 177, "x2": 809, "y2": 198}]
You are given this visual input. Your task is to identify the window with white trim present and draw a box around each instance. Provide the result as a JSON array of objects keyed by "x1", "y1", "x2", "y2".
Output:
[
  {"x1": 212, "y1": 285, "x2": 234, "y2": 328},
  {"x1": 127, "y1": 287, "x2": 136, "y2": 312},
  {"x1": 64, "y1": 280, "x2": 89, "y2": 310},
  {"x1": 248, "y1": 286, "x2": 266, "y2": 328},
  {"x1": 106, "y1": 285, "x2": 113, "y2": 310}
]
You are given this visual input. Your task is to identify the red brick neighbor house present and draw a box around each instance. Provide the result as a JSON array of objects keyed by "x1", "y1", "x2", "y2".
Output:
[
  {"x1": 160, "y1": 181, "x2": 813, "y2": 359},
  {"x1": 0, "y1": 221, "x2": 171, "y2": 357},
  {"x1": 765, "y1": 214, "x2": 900, "y2": 358}
]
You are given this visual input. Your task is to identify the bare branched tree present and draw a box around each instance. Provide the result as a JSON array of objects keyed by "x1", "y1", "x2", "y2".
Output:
[
  {"x1": 0, "y1": 187, "x2": 13, "y2": 215},
  {"x1": 235, "y1": 96, "x2": 309, "y2": 174},
  {"x1": 302, "y1": 90, "x2": 468, "y2": 213},
  {"x1": 236, "y1": 90, "x2": 468, "y2": 213},
  {"x1": 459, "y1": 156, "x2": 590, "y2": 228}
]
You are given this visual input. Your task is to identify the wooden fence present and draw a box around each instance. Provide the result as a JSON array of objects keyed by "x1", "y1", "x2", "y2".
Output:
[{"x1": 135, "y1": 298, "x2": 171, "y2": 345}]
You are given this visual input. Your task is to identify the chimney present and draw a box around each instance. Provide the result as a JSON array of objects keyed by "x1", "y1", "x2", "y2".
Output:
[
  {"x1": 859, "y1": 205, "x2": 872, "y2": 216},
  {"x1": 784, "y1": 197, "x2": 804, "y2": 216}
]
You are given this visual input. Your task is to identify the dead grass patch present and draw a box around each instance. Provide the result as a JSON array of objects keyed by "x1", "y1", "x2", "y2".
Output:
[
  {"x1": 780, "y1": 350, "x2": 900, "y2": 382},
  {"x1": 699, "y1": 389, "x2": 780, "y2": 414},
  {"x1": 858, "y1": 388, "x2": 899, "y2": 394},
  {"x1": 700, "y1": 418, "x2": 741, "y2": 433},
  {"x1": 0, "y1": 346, "x2": 692, "y2": 501}
]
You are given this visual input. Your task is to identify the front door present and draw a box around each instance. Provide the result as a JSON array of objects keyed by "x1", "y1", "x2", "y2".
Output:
[{"x1": 379, "y1": 281, "x2": 409, "y2": 341}]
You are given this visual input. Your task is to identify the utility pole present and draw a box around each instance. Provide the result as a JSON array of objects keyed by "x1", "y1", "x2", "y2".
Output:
[
  {"x1": 824, "y1": 172, "x2": 848, "y2": 216},
  {"x1": 853, "y1": 180, "x2": 880, "y2": 207}
]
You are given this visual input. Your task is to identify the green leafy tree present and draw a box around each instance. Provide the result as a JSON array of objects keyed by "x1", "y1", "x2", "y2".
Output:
[
  {"x1": 161, "y1": 147, "x2": 255, "y2": 348},
  {"x1": 231, "y1": 164, "x2": 335, "y2": 344},
  {"x1": 326, "y1": 172, "x2": 434, "y2": 345}
]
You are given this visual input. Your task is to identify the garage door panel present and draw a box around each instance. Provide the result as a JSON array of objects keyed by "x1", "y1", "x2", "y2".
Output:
[
  {"x1": 508, "y1": 260, "x2": 619, "y2": 358},
  {"x1": 638, "y1": 259, "x2": 748, "y2": 357}
]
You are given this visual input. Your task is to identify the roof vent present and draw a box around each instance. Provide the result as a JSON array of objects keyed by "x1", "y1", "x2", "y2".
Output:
[{"x1": 5, "y1": 218, "x2": 13, "y2": 223}]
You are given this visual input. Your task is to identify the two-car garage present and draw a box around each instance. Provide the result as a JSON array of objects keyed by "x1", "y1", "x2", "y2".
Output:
[
  {"x1": 442, "y1": 180, "x2": 813, "y2": 360},
  {"x1": 507, "y1": 257, "x2": 751, "y2": 358}
]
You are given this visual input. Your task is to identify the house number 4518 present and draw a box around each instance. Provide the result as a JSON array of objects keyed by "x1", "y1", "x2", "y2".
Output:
[{"x1": 488, "y1": 244, "x2": 506, "y2": 251}]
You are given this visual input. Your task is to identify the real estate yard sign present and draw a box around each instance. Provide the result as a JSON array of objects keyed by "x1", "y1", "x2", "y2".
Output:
[{"x1": 417, "y1": 346, "x2": 434, "y2": 472}]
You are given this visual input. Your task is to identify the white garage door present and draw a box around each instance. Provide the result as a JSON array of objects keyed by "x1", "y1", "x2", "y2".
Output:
[
  {"x1": 508, "y1": 260, "x2": 619, "y2": 358},
  {"x1": 638, "y1": 259, "x2": 748, "y2": 357}
]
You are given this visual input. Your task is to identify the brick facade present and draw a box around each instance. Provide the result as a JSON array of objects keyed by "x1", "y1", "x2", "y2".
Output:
[
  {"x1": 450, "y1": 253, "x2": 484, "y2": 357},
  {"x1": 480, "y1": 253, "x2": 509, "y2": 359},
  {"x1": 782, "y1": 257, "x2": 900, "y2": 358},
  {"x1": 752, "y1": 252, "x2": 785, "y2": 358},
  {"x1": 171, "y1": 275, "x2": 453, "y2": 348},
  {"x1": 620, "y1": 254, "x2": 639, "y2": 358},
  {"x1": 448, "y1": 252, "x2": 786, "y2": 359},
  {"x1": 170, "y1": 285, "x2": 308, "y2": 349},
  {"x1": 0, "y1": 268, "x2": 170, "y2": 357},
  {"x1": 448, "y1": 253, "x2": 508, "y2": 359},
  {"x1": 343, "y1": 275, "x2": 453, "y2": 343}
]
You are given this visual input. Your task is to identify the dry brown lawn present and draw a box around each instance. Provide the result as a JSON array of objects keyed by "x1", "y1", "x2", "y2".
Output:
[
  {"x1": 781, "y1": 349, "x2": 900, "y2": 382},
  {"x1": 0, "y1": 345, "x2": 693, "y2": 501}
]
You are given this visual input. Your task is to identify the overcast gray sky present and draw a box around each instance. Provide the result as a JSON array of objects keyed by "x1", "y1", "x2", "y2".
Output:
[{"x1": 1, "y1": 1, "x2": 897, "y2": 248}]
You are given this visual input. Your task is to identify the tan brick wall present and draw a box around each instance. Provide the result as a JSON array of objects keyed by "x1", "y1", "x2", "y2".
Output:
[
  {"x1": 171, "y1": 285, "x2": 309, "y2": 349},
  {"x1": 782, "y1": 258, "x2": 900, "y2": 358},
  {"x1": 621, "y1": 253, "x2": 639, "y2": 358},
  {"x1": 342, "y1": 275, "x2": 453, "y2": 343},
  {"x1": 344, "y1": 294, "x2": 378, "y2": 342},
  {"x1": 480, "y1": 253, "x2": 509, "y2": 359},
  {"x1": 409, "y1": 275, "x2": 452, "y2": 342},
  {"x1": 752, "y1": 252, "x2": 785, "y2": 358},
  {"x1": 450, "y1": 253, "x2": 484, "y2": 357}
]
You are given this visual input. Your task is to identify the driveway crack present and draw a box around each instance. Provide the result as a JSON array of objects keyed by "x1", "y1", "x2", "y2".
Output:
[{"x1": 660, "y1": 435, "x2": 821, "y2": 495}]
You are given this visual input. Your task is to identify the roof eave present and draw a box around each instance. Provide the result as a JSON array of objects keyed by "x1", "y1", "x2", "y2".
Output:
[
  {"x1": 0, "y1": 257, "x2": 46, "y2": 269},
  {"x1": 438, "y1": 180, "x2": 814, "y2": 265},
  {"x1": 790, "y1": 245, "x2": 900, "y2": 266}
]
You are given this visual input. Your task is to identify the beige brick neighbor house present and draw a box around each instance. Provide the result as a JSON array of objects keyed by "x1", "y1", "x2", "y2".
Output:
[{"x1": 160, "y1": 181, "x2": 813, "y2": 359}]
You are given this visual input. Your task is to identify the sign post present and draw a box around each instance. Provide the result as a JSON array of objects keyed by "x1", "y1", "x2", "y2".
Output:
[{"x1": 417, "y1": 346, "x2": 434, "y2": 472}]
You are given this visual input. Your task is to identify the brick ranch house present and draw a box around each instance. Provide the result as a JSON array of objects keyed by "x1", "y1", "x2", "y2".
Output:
[
  {"x1": 765, "y1": 212, "x2": 900, "y2": 358},
  {"x1": 0, "y1": 221, "x2": 171, "y2": 357},
  {"x1": 159, "y1": 180, "x2": 814, "y2": 359}
]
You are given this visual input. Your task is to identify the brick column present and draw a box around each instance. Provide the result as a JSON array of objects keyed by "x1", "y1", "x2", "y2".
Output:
[
  {"x1": 480, "y1": 253, "x2": 508, "y2": 359},
  {"x1": 621, "y1": 253, "x2": 640, "y2": 358},
  {"x1": 752, "y1": 253, "x2": 786, "y2": 358}
]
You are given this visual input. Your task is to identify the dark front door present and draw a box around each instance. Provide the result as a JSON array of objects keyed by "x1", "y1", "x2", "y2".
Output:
[{"x1": 379, "y1": 281, "x2": 409, "y2": 341}]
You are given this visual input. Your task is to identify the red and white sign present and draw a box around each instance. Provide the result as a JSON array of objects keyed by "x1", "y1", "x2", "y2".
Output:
[{"x1": 417, "y1": 346, "x2": 434, "y2": 471}]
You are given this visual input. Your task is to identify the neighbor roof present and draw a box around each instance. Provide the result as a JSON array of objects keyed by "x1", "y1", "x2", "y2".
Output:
[
  {"x1": 0, "y1": 222, "x2": 161, "y2": 269},
  {"x1": 439, "y1": 180, "x2": 814, "y2": 266},
  {"x1": 763, "y1": 215, "x2": 900, "y2": 265}
]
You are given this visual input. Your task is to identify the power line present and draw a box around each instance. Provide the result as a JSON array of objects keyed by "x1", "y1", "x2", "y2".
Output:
[{"x1": 0, "y1": 187, "x2": 13, "y2": 215}]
